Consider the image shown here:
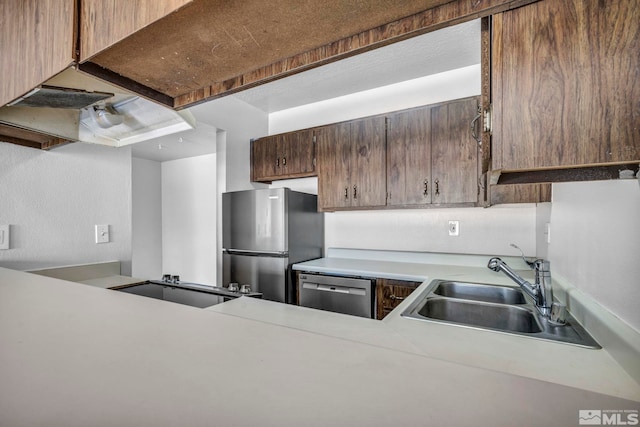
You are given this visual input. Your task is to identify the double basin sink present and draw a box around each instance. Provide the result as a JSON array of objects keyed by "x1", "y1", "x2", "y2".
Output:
[{"x1": 401, "y1": 280, "x2": 600, "y2": 348}]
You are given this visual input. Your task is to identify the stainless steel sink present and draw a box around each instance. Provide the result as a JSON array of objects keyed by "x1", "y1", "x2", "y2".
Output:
[
  {"x1": 432, "y1": 281, "x2": 527, "y2": 304},
  {"x1": 416, "y1": 298, "x2": 541, "y2": 333},
  {"x1": 402, "y1": 279, "x2": 600, "y2": 348}
]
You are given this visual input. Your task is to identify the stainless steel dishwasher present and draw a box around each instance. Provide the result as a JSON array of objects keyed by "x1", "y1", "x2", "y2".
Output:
[{"x1": 298, "y1": 273, "x2": 374, "y2": 318}]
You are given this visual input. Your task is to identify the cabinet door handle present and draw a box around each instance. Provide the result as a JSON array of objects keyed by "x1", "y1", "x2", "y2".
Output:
[
  {"x1": 471, "y1": 110, "x2": 482, "y2": 146},
  {"x1": 282, "y1": 157, "x2": 286, "y2": 166},
  {"x1": 353, "y1": 185, "x2": 357, "y2": 199},
  {"x1": 276, "y1": 158, "x2": 280, "y2": 167},
  {"x1": 390, "y1": 294, "x2": 404, "y2": 301},
  {"x1": 435, "y1": 179, "x2": 440, "y2": 196},
  {"x1": 344, "y1": 187, "x2": 349, "y2": 199},
  {"x1": 423, "y1": 179, "x2": 428, "y2": 196}
]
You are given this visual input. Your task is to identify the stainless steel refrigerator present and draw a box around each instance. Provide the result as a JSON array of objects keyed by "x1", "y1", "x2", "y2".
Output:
[{"x1": 222, "y1": 188, "x2": 324, "y2": 303}]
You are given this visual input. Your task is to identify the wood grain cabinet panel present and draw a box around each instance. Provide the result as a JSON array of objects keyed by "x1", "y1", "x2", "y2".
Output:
[
  {"x1": 350, "y1": 117, "x2": 387, "y2": 209},
  {"x1": 251, "y1": 129, "x2": 316, "y2": 182},
  {"x1": 317, "y1": 117, "x2": 386, "y2": 211},
  {"x1": 387, "y1": 98, "x2": 479, "y2": 207},
  {"x1": 492, "y1": 0, "x2": 640, "y2": 172},
  {"x1": 376, "y1": 278, "x2": 421, "y2": 320},
  {"x1": 79, "y1": 0, "x2": 193, "y2": 61},
  {"x1": 0, "y1": 0, "x2": 75, "y2": 107},
  {"x1": 489, "y1": 184, "x2": 551, "y2": 205},
  {"x1": 387, "y1": 106, "x2": 432, "y2": 206},
  {"x1": 431, "y1": 97, "x2": 479, "y2": 204}
]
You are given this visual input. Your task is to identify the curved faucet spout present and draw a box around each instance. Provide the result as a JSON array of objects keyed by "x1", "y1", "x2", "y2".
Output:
[
  {"x1": 487, "y1": 256, "x2": 554, "y2": 316},
  {"x1": 487, "y1": 257, "x2": 539, "y2": 302}
]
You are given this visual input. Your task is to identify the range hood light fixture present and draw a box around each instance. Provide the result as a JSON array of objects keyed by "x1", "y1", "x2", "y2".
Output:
[{"x1": 92, "y1": 105, "x2": 124, "y2": 128}]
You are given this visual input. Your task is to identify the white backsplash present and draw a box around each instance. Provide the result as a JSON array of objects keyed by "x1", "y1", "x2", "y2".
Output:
[
  {"x1": 549, "y1": 180, "x2": 640, "y2": 332},
  {"x1": 324, "y1": 205, "x2": 538, "y2": 257}
]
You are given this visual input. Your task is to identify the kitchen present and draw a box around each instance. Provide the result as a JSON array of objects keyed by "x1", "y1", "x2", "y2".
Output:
[{"x1": 1, "y1": 0, "x2": 639, "y2": 425}]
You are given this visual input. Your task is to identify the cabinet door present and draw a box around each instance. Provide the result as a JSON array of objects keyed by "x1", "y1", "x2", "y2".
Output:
[
  {"x1": 492, "y1": 0, "x2": 640, "y2": 171},
  {"x1": 317, "y1": 122, "x2": 352, "y2": 210},
  {"x1": 431, "y1": 97, "x2": 479, "y2": 204},
  {"x1": 251, "y1": 136, "x2": 279, "y2": 182},
  {"x1": 376, "y1": 279, "x2": 420, "y2": 320},
  {"x1": 350, "y1": 116, "x2": 387, "y2": 208},
  {"x1": 279, "y1": 129, "x2": 315, "y2": 178},
  {"x1": 387, "y1": 107, "x2": 432, "y2": 206}
]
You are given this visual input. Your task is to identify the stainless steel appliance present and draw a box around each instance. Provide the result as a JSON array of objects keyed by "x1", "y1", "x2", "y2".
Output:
[
  {"x1": 298, "y1": 273, "x2": 374, "y2": 318},
  {"x1": 222, "y1": 188, "x2": 324, "y2": 303}
]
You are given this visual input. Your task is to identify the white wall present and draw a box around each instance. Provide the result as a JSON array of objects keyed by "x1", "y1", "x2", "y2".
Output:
[
  {"x1": 188, "y1": 96, "x2": 269, "y2": 283},
  {"x1": 190, "y1": 96, "x2": 269, "y2": 192},
  {"x1": 131, "y1": 157, "x2": 162, "y2": 279},
  {"x1": 0, "y1": 142, "x2": 132, "y2": 273},
  {"x1": 161, "y1": 154, "x2": 217, "y2": 285},
  {"x1": 549, "y1": 180, "x2": 640, "y2": 331},
  {"x1": 324, "y1": 205, "x2": 537, "y2": 256}
]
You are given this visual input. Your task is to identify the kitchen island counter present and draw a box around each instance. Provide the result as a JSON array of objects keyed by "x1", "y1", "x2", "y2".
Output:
[{"x1": 0, "y1": 266, "x2": 638, "y2": 427}]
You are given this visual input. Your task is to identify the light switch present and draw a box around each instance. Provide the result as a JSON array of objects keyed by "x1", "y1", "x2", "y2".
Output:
[
  {"x1": 95, "y1": 224, "x2": 109, "y2": 244},
  {"x1": 0, "y1": 224, "x2": 9, "y2": 250}
]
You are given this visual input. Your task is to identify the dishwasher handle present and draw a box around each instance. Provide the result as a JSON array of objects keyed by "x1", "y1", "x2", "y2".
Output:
[{"x1": 302, "y1": 282, "x2": 366, "y2": 296}]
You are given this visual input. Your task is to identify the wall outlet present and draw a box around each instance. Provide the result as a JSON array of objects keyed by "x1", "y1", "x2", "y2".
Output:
[
  {"x1": 448, "y1": 220, "x2": 460, "y2": 237},
  {"x1": 0, "y1": 224, "x2": 9, "y2": 250},
  {"x1": 95, "y1": 224, "x2": 109, "y2": 244}
]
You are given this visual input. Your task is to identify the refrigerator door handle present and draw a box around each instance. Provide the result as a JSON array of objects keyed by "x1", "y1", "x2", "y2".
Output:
[{"x1": 223, "y1": 248, "x2": 288, "y2": 257}]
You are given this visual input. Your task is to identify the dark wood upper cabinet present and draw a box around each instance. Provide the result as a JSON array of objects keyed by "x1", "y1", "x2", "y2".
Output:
[
  {"x1": 431, "y1": 97, "x2": 479, "y2": 205},
  {"x1": 387, "y1": 97, "x2": 480, "y2": 207},
  {"x1": 386, "y1": 106, "x2": 432, "y2": 206},
  {"x1": 350, "y1": 117, "x2": 387, "y2": 209},
  {"x1": 251, "y1": 129, "x2": 316, "y2": 182},
  {"x1": 316, "y1": 122, "x2": 352, "y2": 210},
  {"x1": 317, "y1": 117, "x2": 386, "y2": 211},
  {"x1": 491, "y1": 0, "x2": 640, "y2": 174}
]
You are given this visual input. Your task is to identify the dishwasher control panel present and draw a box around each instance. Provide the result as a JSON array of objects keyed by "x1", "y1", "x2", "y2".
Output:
[{"x1": 298, "y1": 273, "x2": 374, "y2": 318}]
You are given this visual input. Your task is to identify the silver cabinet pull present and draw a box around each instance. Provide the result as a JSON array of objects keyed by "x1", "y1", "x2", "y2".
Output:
[
  {"x1": 390, "y1": 294, "x2": 404, "y2": 301},
  {"x1": 353, "y1": 185, "x2": 357, "y2": 199},
  {"x1": 423, "y1": 179, "x2": 428, "y2": 196},
  {"x1": 282, "y1": 157, "x2": 286, "y2": 166},
  {"x1": 435, "y1": 179, "x2": 440, "y2": 196},
  {"x1": 344, "y1": 187, "x2": 349, "y2": 199}
]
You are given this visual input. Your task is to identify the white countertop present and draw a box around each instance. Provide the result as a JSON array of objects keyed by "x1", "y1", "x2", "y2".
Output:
[
  {"x1": 292, "y1": 251, "x2": 640, "y2": 400},
  {"x1": 1, "y1": 262, "x2": 639, "y2": 426}
]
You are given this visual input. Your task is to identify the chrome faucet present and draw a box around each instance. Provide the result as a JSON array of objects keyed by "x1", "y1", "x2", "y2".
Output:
[{"x1": 487, "y1": 256, "x2": 554, "y2": 317}]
